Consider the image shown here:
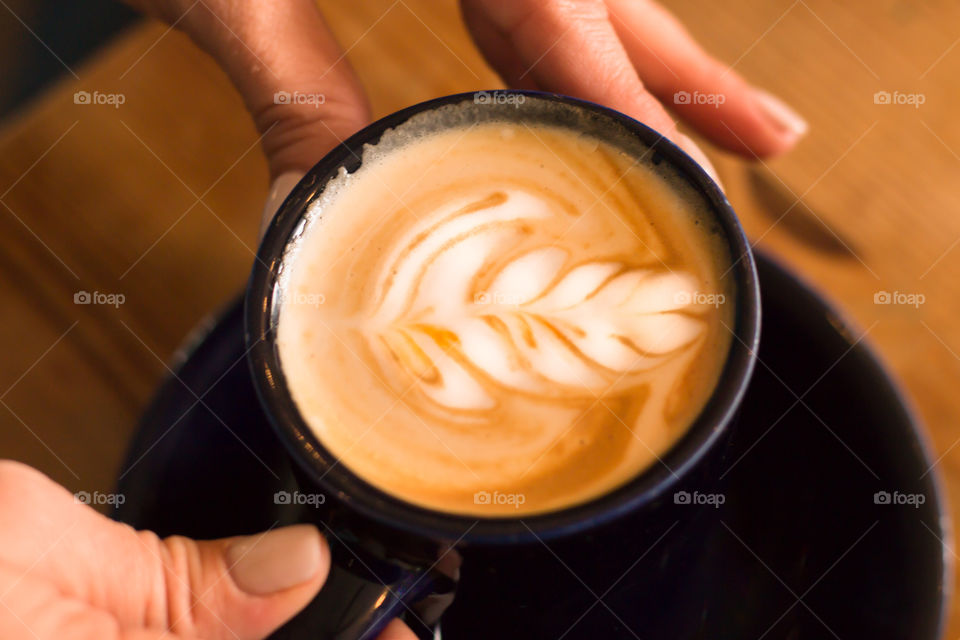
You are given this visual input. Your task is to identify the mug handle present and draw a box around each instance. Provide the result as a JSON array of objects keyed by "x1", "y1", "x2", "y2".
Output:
[{"x1": 269, "y1": 535, "x2": 456, "y2": 640}]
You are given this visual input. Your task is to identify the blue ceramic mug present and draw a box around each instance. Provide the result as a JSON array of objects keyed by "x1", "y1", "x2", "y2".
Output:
[{"x1": 245, "y1": 91, "x2": 760, "y2": 639}]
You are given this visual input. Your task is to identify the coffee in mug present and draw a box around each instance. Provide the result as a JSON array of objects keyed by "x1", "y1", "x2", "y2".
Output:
[{"x1": 275, "y1": 110, "x2": 734, "y2": 516}]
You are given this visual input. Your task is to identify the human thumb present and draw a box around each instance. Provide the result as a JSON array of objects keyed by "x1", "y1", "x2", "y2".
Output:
[{"x1": 0, "y1": 461, "x2": 328, "y2": 640}]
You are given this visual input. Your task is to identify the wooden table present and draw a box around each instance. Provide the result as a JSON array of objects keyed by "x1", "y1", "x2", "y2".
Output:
[{"x1": 1, "y1": 0, "x2": 958, "y2": 633}]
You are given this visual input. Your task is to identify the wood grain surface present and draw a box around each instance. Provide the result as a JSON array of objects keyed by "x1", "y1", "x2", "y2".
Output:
[{"x1": 1, "y1": 0, "x2": 957, "y2": 634}]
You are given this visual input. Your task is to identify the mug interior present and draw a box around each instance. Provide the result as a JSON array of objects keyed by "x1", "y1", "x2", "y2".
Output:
[{"x1": 245, "y1": 91, "x2": 760, "y2": 545}]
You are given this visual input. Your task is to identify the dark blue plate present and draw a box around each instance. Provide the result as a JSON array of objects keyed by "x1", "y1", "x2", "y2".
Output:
[{"x1": 114, "y1": 253, "x2": 950, "y2": 639}]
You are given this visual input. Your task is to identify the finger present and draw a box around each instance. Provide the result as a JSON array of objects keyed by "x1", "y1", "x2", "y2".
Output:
[
  {"x1": 459, "y1": 0, "x2": 718, "y2": 179},
  {"x1": 462, "y1": 0, "x2": 676, "y2": 133},
  {"x1": 0, "y1": 461, "x2": 327, "y2": 640},
  {"x1": 606, "y1": 0, "x2": 807, "y2": 157},
  {"x1": 126, "y1": 0, "x2": 371, "y2": 179}
]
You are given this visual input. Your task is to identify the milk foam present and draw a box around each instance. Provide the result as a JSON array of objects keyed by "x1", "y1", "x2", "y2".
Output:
[{"x1": 277, "y1": 118, "x2": 734, "y2": 516}]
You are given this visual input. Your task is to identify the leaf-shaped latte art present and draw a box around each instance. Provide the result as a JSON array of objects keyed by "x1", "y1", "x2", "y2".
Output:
[{"x1": 364, "y1": 188, "x2": 710, "y2": 412}]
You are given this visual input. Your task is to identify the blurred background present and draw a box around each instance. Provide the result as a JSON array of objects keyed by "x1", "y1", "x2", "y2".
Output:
[
  {"x1": 0, "y1": 1, "x2": 135, "y2": 117},
  {"x1": 0, "y1": 0, "x2": 958, "y2": 635}
]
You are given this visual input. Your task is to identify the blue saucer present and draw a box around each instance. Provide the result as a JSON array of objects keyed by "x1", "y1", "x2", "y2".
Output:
[{"x1": 114, "y1": 253, "x2": 950, "y2": 639}]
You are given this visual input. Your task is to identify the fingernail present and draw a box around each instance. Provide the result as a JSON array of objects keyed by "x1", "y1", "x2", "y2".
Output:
[
  {"x1": 752, "y1": 89, "x2": 808, "y2": 139},
  {"x1": 226, "y1": 524, "x2": 324, "y2": 595},
  {"x1": 260, "y1": 171, "x2": 305, "y2": 240}
]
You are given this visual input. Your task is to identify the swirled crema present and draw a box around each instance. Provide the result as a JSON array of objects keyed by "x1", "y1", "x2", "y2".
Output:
[{"x1": 277, "y1": 120, "x2": 734, "y2": 516}]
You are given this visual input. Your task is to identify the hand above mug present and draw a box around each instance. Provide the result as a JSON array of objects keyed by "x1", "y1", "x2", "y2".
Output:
[
  {"x1": 122, "y1": 0, "x2": 807, "y2": 183},
  {"x1": 0, "y1": 461, "x2": 415, "y2": 640}
]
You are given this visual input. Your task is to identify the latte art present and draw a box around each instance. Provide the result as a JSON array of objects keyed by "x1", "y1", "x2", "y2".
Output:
[
  {"x1": 278, "y1": 119, "x2": 734, "y2": 516},
  {"x1": 366, "y1": 189, "x2": 706, "y2": 412}
]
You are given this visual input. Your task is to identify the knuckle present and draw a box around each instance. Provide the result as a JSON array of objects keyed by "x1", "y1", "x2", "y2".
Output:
[
  {"x1": 252, "y1": 92, "x2": 366, "y2": 136},
  {"x1": 138, "y1": 530, "x2": 203, "y2": 635},
  {"x1": 253, "y1": 97, "x2": 369, "y2": 174}
]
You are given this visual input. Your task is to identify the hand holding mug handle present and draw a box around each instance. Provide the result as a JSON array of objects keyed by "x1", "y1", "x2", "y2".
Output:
[{"x1": 0, "y1": 461, "x2": 416, "y2": 640}]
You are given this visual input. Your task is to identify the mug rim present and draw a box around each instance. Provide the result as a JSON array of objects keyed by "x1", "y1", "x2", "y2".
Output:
[{"x1": 245, "y1": 90, "x2": 761, "y2": 545}]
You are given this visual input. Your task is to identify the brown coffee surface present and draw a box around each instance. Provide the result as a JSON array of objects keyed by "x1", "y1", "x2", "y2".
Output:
[{"x1": 277, "y1": 120, "x2": 734, "y2": 516}]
